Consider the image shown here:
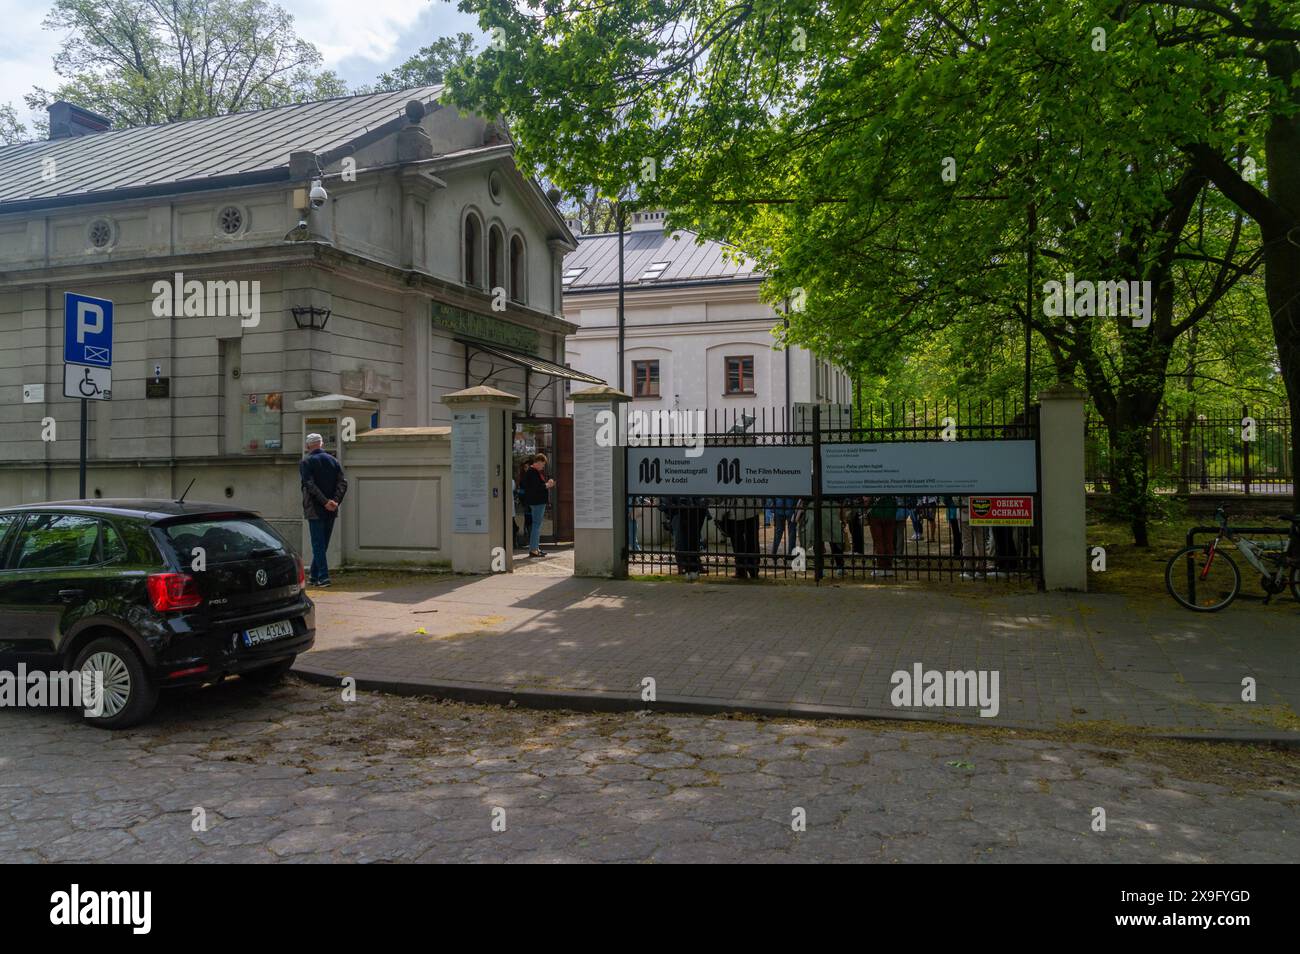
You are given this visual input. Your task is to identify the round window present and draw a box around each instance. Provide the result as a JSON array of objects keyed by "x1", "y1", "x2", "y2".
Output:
[
  {"x1": 218, "y1": 205, "x2": 245, "y2": 235},
  {"x1": 88, "y1": 219, "x2": 115, "y2": 249},
  {"x1": 488, "y1": 170, "x2": 503, "y2": 203}
]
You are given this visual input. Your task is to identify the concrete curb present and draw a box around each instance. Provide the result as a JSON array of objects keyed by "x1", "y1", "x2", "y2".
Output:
[{"x1": 291, "y1": 661, "x2": 1300, "y2": 747}]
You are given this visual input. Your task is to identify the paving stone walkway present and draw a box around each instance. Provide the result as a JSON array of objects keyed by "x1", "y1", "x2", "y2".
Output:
[
  {"x1": 299, "y1": 569, "x2": 1300, "y2": 740},
  {"x1": 2, "y1": 680, "x2": 1295, "y2": 863}
]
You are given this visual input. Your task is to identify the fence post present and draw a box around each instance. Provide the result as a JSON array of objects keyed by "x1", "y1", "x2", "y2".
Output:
[
  {"x1": 812, "y1": 404, "x2": 824, "y2": 582},
  {"x1": 1038, "y1": 385, "x2": 1087, "y2": 590},
  {"x1": 1242, "y1": 404, "x2": 1252, "y2": 495},
  {"x1": 571, "y1": 386, "x2": 631, "y2": 578}
]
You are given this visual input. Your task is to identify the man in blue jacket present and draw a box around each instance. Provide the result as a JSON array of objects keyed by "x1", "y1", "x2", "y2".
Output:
[{"x1": 300, "y1": 432, "x2": 348, "y2": 586}]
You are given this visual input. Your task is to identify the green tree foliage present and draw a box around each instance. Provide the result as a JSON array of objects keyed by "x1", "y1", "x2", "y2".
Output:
[
  {"x1": 367, "y1": 32, "x2": 478, "y2": 91},
  {"x1": 24, "y1": 0, "x2": 346, "y2": 127},
  {"x1": 0, "y1": 103, "x2": 28, "y2": 144},
  {"x1": 446, "y1": 0, "x2": 1295, "y2": 541}
]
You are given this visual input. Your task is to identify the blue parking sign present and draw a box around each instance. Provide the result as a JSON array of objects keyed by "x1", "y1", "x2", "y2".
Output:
[{"x1": 64, "y1": 292, "x2": 113, "y2": 367}]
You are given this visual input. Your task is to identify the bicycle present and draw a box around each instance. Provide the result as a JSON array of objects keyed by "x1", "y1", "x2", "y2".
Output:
[{"x1": 1165, "y1": 507, "x2": 1300, "y2": 611}]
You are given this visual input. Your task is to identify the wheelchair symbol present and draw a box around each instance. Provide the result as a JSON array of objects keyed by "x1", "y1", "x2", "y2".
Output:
[{"x1": 78, "y1": 367, "x2": 102, "y2": 397}]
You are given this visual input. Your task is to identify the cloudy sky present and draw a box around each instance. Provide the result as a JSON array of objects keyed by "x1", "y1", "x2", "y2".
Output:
[{"x1": 0, "y1": 0, "x2": 484, "y2": 132}]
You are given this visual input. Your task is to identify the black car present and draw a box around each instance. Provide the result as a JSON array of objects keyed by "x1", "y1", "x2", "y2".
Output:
[{"x1": 0, "y1": 500, "x2": 314, "y2": 729}]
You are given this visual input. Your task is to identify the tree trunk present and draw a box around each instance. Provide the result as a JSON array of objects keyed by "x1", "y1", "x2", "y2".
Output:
[
  {"x1": 1264, "y1": 236, "x2": 1300, "y2": 515},
  {"x1": 1107, "y1": 418, "x2": 1153, "y2": 546}
]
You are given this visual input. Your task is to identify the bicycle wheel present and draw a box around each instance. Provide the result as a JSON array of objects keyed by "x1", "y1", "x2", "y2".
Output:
[{"x1": 1166, "y1": 544, "x2": 1240, "y2": 611}]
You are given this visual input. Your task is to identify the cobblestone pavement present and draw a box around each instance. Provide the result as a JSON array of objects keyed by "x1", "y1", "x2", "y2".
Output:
[
  {"x1": 302, "y1": 570, "x2": 1300, "y2": 739},
  {"x1": 1, "y1": 679, "x2": 1297, "y2": 863}
]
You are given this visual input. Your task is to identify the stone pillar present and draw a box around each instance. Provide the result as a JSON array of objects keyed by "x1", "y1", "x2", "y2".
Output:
[
  {"x1": 571, "y1": 386, "x2": 631, "y2": 578},
  {"x1": 1038, "y1": 385, "x2": 1087, "y2": 591},
  {"x1": 441, "y1": 386, "x2": 519, "y2": 574}
]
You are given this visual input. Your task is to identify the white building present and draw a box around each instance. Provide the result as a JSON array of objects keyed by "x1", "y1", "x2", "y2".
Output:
[{"x1": 562, "y1": 211, "x2": 850, "y2": 422}]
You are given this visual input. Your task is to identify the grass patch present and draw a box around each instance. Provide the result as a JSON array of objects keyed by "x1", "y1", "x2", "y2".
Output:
[{"x1": 1086, "y1": 514, "x2": 1193, "y2": 600}]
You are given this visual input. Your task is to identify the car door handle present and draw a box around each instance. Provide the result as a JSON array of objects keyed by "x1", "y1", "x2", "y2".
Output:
[{"x1": 58, "y1": 589, "x2": 86, "y2": 603}]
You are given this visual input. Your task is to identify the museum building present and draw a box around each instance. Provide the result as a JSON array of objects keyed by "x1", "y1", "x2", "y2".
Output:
[{"x1": 0, "y1": 89, "x2": 599, "y2": 554}]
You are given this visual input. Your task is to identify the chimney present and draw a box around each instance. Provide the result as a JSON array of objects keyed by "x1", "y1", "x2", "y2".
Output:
[
  {"x1": 47, "y1": 101, "x2": 111, "y2": 140},
  {"x1": 630, "y1": 209, "x2": 667, "y2": 232}
]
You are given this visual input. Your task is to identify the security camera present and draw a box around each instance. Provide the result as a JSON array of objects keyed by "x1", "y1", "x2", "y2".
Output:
[{"x1": 308, "y1": 178, "x2": 328, "y2": 209}]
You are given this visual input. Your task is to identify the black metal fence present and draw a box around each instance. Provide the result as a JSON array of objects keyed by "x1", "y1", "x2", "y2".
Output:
[
  {"x1": 625, "y1": 401, "x2": 1040, "y2": 585},
  {"x1": 1086, "y1": 406, "x2": 1293, "y2": 496}
]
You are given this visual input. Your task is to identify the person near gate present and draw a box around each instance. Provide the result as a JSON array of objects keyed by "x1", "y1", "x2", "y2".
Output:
[
  {"x1": 664, "y1": 495, "x2": 709, "y2": 580},
  {"x1": 712, "y1": 497, "x2": 760, "y2": 579},
  {"x1": 822, "y1": 499, "x2": 848, "y2": 576},
  {"x1": 957, "y1": 496, "x2": 990, "y2": 579},
  {"x1": 770, "y1": 497, "x2": 798, "y2": 558},
  {"x1": 865, "y1": 494, "x2": 898, "y2": 576},
  {"x1": 943, "y1": 494, "x2": 963, "y2": 558},
  {"x1": 521, "y1": 453, "x2": 555, "y2": 558},
  {"x1": 300, "y1": 432, "x2": 348, "y2": 587}
]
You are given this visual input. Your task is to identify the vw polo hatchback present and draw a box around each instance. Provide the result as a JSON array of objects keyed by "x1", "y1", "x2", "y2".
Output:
[{"x1": 0, "y1": 500, "x2": 315, "y2": 728}]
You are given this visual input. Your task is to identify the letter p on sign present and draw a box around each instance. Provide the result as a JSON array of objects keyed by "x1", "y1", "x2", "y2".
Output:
[{"x1": 77, "y1": 301, "x2": 104, "y2": 343}]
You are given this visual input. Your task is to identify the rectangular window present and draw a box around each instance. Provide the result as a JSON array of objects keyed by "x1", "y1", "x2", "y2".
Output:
[
  {"x1": 632, "y1": 360, "x2": 660, "y2": 398},
  {"x1": 241, "y1": 391, "x2": 283, "y2": 452},
  {"x1": 725, "y1": 355, "x2": 755, "y2": 395}
]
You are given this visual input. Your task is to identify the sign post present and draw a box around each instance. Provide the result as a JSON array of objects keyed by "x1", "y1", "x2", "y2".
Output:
[{"x1": 63, "y1": 293, "x2": 114, "y2": 498}]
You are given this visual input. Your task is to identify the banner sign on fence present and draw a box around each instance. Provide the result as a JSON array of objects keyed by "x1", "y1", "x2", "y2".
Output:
[
  {"x1": 819, "y1": 440, "x2": 1038, "y2": 494},
  {"x1": 968, "y1": 496, "x2": 1034, "y2": 526},
  {"x1": 628, "y1": 446, "x2": 813, "y2": 495}
]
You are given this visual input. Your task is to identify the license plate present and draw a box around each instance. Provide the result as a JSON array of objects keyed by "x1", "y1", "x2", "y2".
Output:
[{"x1": 242, "y1": 619, "x2": 295, "y2": 647}]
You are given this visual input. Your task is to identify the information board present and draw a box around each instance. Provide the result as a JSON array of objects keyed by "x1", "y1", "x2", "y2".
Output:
[{"x1": 452, "y1": 410, "x2": 489, "y2": 533}]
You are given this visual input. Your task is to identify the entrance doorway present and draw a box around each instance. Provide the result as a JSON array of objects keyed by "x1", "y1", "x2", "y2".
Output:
[{"x1": 513, "y1": 416, "x2": 574, "y2": 547}]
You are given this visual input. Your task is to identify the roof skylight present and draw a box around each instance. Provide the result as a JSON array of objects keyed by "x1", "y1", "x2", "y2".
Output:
[{"x1": 637, "y1": 261, "x2": 670, "y2": 281}]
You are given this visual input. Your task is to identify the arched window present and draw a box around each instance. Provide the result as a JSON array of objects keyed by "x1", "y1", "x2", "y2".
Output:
[
  {"x1": 509, "y1": 234, "x2": 526, "y2": 303},
  {"x1": 463, "y1": 212, "x2": 482, "y2": 287},
  {"x1": 488, "y1": 224, "x2": 505, "y2": 293}
]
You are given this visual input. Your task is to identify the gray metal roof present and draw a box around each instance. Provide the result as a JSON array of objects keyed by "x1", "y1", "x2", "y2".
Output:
[
  {"x1": 0, "y1": 86, "x2": 444, "y2": 211},
  {"x1": 562, "y1": 228, "x2": 762, "y2": 291}
]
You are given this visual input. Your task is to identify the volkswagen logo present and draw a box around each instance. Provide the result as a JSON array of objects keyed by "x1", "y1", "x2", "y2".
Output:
[{"x1": 255, "y1": 569, "x2": 268, "y2": 586}]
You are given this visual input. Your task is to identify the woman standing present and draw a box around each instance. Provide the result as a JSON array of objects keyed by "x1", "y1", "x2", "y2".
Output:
[
  {"x1": 866, "y1": 494, "x2": 898, "y2": 575},
  {"x1": 521, "y1": 453, "x2": 555, "y2": 557}
]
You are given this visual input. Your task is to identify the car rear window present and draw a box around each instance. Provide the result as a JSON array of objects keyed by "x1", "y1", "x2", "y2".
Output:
[{"x1": 161, "y1": 517, "x2": 288, "y2": 565}]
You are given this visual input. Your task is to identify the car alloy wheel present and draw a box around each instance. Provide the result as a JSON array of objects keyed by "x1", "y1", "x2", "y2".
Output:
[{"x1": 80, "y1": 650, "x2": 132, "y2": 718}]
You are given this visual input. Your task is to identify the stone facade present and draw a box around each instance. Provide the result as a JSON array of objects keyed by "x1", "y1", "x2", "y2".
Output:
[{"x1": 0, "y1": 92, "x2": 578, "y2": 547}]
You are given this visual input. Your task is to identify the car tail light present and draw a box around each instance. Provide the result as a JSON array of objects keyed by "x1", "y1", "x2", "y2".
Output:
[
  {"x1": 295, "y1": 556, "x2": 305, "y2": 592},
  {"x1": 147, "y1": 572, "x2": 203, "y2": 611}
]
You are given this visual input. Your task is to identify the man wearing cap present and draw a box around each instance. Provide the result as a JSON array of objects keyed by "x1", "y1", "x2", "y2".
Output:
[{"x1": 300, "y1": 433, "x2": 348, "y2": 587}]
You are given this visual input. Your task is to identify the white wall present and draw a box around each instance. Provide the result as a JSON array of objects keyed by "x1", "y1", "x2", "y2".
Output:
[{"x1": 563, "y1": 283, "x2": 848, "y2": 416}]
